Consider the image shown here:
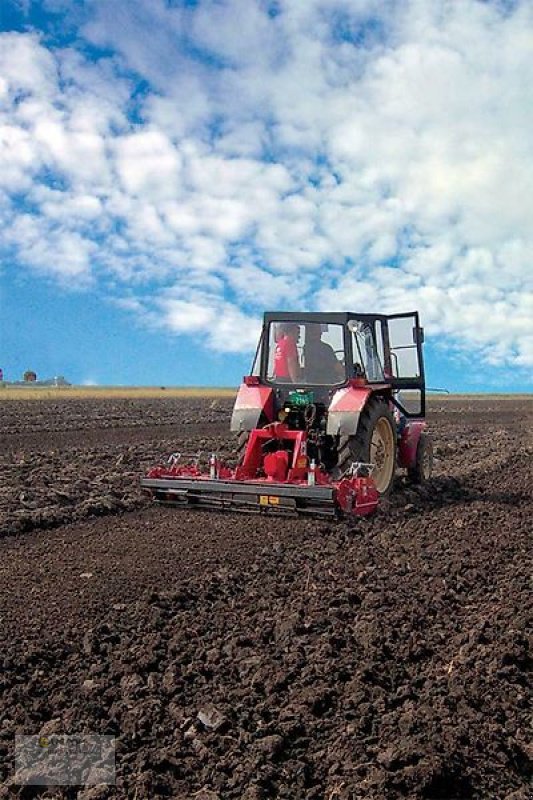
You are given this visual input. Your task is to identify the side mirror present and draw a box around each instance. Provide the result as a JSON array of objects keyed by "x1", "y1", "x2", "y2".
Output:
[{"x1": 347, "y1": 320, "x2": 363, "y2": 334}]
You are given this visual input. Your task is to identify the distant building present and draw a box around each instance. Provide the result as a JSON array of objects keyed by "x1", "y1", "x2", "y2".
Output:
[
  {"x1": 2, "y1": 373, "x2": 71, "y2": 388},
  {"x1": 43, "y1": 376, "x2": 71, "y2": 387}
]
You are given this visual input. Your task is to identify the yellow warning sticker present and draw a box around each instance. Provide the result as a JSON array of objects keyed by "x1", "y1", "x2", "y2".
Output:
[{"x1": 259, "y1": 495, "x2": 280, "y2": 506}]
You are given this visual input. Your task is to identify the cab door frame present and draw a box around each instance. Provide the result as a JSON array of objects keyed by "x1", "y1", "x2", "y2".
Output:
[{"x1": 382, "y1": 311, "x2": 426, "y2": 418}]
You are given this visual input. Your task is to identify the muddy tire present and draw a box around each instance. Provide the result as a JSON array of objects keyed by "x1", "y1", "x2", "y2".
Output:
[
  {"x1": 335, "y1": 398, "x2": 397, "y2": 495},
  {"x1": 234, "y1": 410, "x2": 272, "y2": 465},
  {"x1": 235, "y1": 429, "x2": 250, "y2": 464},
  {"x1": 408, "y1": 431, "x2": 433, "y2": 484}
]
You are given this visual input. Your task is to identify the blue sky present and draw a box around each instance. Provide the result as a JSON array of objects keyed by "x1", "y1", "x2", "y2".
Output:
[{"x1": 0, "y1": 0, "x2": 532, "y2": 390}]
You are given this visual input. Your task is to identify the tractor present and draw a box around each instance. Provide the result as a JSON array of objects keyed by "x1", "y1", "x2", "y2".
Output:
[{"x1": 141, "y1": 311, "x2": 433, "y2": 517}]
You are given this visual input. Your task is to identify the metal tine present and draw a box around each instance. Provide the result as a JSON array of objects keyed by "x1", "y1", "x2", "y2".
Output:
[
  {"x1": 348, "y1": 461, "x2": 375, "y2": 477},
  {"x1": 167, "y1": 451, "x2": 202, "y2": 466},
  {"x1": 155, "y1": 495, "x2": 336, "y2": 517}
]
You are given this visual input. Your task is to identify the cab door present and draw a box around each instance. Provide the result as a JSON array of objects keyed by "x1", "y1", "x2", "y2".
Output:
[{"x1": 383, "y1": 312, "x2": 426, "y2": 417}]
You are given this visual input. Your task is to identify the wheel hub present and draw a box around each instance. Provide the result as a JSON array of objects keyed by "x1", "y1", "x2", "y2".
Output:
[{"x1": 370, "y1": 418, "x2": 395, "y2": 493}]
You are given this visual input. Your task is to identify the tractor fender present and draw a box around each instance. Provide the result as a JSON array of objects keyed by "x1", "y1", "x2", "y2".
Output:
[
  {"x1": 398, "y1": 420, "x2": 426, "y2": 468},
  {"x1": 230, "y1": 383, "x2": 274, "y2": 432},
  {"x1": 326, "y1": 386, "x2": 374, "y2": 436}
]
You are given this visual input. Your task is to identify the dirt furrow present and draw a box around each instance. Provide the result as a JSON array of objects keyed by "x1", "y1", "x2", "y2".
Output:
[{"x1": 0, "y1": 395, "x2": 531, "y2": 800}]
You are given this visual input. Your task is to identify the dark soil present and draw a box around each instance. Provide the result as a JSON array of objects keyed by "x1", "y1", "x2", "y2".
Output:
[{"x1": 0, "y1": 396, "x2": 531, "y2": 799}]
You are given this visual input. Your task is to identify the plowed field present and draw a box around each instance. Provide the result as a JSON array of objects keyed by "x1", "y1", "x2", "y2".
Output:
[{"x1": 0, "y1": 395, "x2": 531, "y2": 800}]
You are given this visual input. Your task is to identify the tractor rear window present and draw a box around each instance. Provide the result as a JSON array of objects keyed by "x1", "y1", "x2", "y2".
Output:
[{"x1": 266, "y1": 322, "x2": 346, "y2": 386}]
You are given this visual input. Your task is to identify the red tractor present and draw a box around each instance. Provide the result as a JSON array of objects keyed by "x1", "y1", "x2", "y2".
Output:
[{"x1": 142, "y1": 311, "x2": 433, "y2": 517}]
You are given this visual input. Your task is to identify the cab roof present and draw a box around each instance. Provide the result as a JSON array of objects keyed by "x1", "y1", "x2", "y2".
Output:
[{"x1": 263, "y1": 311, "x2": 418, "y2": 325}]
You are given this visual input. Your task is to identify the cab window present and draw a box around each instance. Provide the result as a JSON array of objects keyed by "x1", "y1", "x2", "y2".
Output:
[{"x1": 266, "y1": 322, "x2": 346, "y2": 385}]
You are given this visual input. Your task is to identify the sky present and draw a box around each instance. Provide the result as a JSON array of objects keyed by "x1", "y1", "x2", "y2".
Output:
[{"x1": 0, "y1": 0, "x2": 532, "y2": 391}]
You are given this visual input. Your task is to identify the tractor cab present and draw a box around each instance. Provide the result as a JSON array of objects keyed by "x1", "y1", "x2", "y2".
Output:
[{"x1": 240, "y1": 311, "x2": 426, "y2": 415}]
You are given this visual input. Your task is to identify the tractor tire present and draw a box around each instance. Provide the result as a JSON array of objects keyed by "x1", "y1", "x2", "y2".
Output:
[
  {"x1": 335, "y1": 398, "x2": 397, "y2": 495},
  {"x1": 235, "y1": 429, "x2": 250, "y2": 464},
  {"x1": 408, "y1": 431, "x2": 433, "y2": 484},
  {"x1": 234, "y1": 413, "x2": 273, "y2": 465}
]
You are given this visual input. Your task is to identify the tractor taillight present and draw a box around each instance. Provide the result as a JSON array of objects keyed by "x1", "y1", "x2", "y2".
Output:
[{"x1": 244, "y1": 375, "x2": 260, "y2": 386}]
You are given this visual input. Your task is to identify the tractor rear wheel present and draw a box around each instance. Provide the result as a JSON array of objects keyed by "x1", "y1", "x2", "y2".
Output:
[
  {"x1": 234, "y1": 413, "x2": 270, "y2": 465},
  {"x1": 335, "y1": 398, "x2": 397, "y2": 495},
  {"x1": 408, "y1": 431, "x2": 433, "y2": 484},
  {"x1": 235, "y1": 430, "x2": 250, "y2": 464}
]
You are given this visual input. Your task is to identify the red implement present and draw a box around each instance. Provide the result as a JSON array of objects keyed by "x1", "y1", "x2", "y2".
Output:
[{"x1": 141, "y1": 424, "x2": 378, "y2": 518}]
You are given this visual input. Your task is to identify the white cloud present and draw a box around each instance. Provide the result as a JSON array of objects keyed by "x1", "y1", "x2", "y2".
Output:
[
  {"x1": 0, "y1": 124, "x2": 37, "y2": 190},
  {"x1": 114, "y1": 130, "x2": 182, "y2": 199},
  {"x1": 157, "y1": 293, "x2": 261, "y2": 353},
  {"x1": 5, "y1": 215, "x2": 94, "y2": 280},
  {"x1": 0, "y1": 31, "x2": 57, "y2": 97},
  {"x1": 0, "y1": 1, "x2": 532, "y2": 380}
]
